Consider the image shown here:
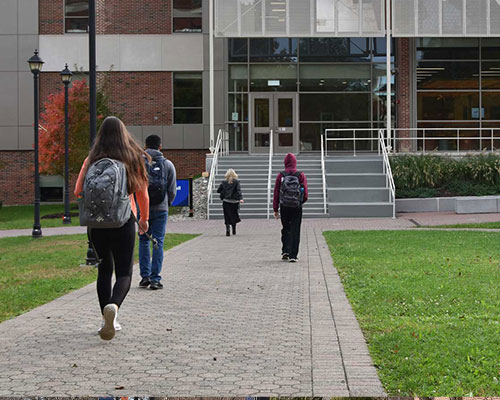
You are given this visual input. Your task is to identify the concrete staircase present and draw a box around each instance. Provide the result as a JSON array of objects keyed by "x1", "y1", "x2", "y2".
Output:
[
  {"x1": 208, "y1": 155, "x2": 327, "y2": 219},
  {"x1": 326, "y1": 155, "x2": 394, "y2": 217}
]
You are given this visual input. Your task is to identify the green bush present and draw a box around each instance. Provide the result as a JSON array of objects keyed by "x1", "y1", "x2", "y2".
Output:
[{"x1": 390, "y1": 154, "x2": 500, "y2": 198}]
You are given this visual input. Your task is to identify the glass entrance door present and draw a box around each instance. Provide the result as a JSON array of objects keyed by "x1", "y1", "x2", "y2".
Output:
[{"x1": 250, "y1": 93, "x2": 297, "y2": 154}]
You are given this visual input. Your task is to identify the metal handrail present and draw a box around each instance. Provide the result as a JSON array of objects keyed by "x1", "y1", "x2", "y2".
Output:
[
  {"x1": 378, "y1": 129, "x2": 396, "y2": 219},
  {"x1": 207, "y1": 129, "x2": 224, "y2": 220},
  {"x1": 320, "y1": 133, "x2": 327, "y2": 214},
  {"x1": 324, "y1": 127, "x2": 500, "y2": 155},
  {"x1": 266, "y1": 129, "x2": 274, "y2": 220}
]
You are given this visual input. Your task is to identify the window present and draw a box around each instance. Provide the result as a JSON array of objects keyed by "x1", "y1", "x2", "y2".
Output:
[
  {"x1": 173, "y1": 0, "x2": 202, "y2": 33},
  {"x1": 65, "y1": 0, "x2": 88, "y2": 33},
  {"x1": 173, "y1": 73, "x2": 203, "y2": 124}
]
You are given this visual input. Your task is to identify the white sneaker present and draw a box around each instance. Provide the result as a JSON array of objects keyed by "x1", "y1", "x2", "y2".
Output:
[
  {"x1": 99, "y1": 303, "x2": 118, "y2": 340},
  {"x1": 98, "y1": 319, "x2": 121, "y2": 334}
]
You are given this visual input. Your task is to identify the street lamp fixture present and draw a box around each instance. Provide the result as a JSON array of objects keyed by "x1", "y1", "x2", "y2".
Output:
[
  {"x1": 60, "y1": 64, "x2": 73, "y2": 225},
  {"x1": 27, "y1": 50, "x2": 44, "y2": 238}
]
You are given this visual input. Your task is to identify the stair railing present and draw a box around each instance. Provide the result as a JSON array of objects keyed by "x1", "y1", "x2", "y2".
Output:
[
  {"x1": 207, "y1": 129, "x2": 224, "y2": 220},
  {"x1": 320, "y1": 133, "x2": 327, "y2": 214},
  {"x1": 266, "y1": 129, "x2": 274, "y2": 220},
  {"x1": 378, "y1": 129, "x2": 396, "y2": 219}
]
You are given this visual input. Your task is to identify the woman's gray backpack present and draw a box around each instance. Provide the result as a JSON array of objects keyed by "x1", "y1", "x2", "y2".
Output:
[{"x1": 79, "y1": 158, "x2": 131, "y2": 228}]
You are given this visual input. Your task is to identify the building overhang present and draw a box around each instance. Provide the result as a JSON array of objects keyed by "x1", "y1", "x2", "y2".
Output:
[{"x1": 215, "y1": 0, "x2": 500, "y2": 38}]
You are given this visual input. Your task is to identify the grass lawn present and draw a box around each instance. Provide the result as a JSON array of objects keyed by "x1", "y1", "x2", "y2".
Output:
[
  {"x1": 0, "y1": 233, "x2": 197, "y2": 323},
  {"x1": 324, "y1": 230, "x2": 500, "y2": 396},
  {"x1": 423, "y1": 222, "x2": 500, "y2": 229},
  {"x1": 0, "y1": 204, "x2": 183, "y2": 230}
]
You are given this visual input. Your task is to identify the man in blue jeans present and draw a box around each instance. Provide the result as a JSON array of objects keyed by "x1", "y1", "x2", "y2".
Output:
[{"x1": 139, "y1": 134, "x2": 177, "y2": 290}]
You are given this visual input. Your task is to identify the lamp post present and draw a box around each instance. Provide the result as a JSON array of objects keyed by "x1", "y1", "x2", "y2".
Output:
[
  {"x1": 27, "y1": 50, "x2": 44, "y2": 238},
  {"x1": 60, "y1": 64, "x2": 73, "y2": 224}
]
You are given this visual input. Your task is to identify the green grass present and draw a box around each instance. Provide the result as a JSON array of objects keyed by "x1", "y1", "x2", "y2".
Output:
[
  {"x1": 0, "y1": 204, "x2": 184, "y2": 230},
  {"x1": 423, "y1": 222, "x2": 500, "y2": 229},
  {"x1": 0, "y1": 233, "x2": 197, "y2": 322},
  {"x1": 324, "y1": 230, "x2": 500, "y2": 396}
]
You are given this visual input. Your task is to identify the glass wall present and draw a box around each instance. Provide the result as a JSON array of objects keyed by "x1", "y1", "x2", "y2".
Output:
[
  {"x1": 227, "y1": 38, "x2": 394, "y2": 152},
  {"x1": 417, "y1": 38, "x2": 500, "y2": 151}
]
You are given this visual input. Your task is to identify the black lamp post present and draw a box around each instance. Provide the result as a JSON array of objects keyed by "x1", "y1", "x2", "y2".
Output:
[
  {"x1": 60, "y1": 64, "x2": 73, "y2": 224},
  {"x1": 28, "y1": 50, "x2": 44, "y2": 238}
]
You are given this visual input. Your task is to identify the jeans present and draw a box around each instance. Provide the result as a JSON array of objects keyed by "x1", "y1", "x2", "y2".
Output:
[
  {"x1": 280, "y1": 205, "x2": 303, "y2": 259},
  {"x1": 139, "y1": 209, "x2": 168, "y2": 282}
]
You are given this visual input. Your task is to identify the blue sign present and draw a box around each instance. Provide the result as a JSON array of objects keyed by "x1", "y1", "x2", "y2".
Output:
[{"x1": 171, "y1": 179, "x2": 189, "y2": 207}]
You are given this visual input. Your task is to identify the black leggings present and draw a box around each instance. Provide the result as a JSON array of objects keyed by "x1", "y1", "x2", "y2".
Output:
[{"x1": 90, "y1": 216, "x2": 136, "y2": 313}]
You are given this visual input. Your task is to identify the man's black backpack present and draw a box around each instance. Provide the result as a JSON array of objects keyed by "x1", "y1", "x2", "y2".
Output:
[
  {"x1": 279, "y1": 171, "x2": 302, "y2": 208},
  {"x1": 147, "y1": 156, "x2": 168, "y2": 206}
]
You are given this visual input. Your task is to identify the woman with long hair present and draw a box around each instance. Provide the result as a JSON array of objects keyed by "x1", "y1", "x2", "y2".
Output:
[
  {"x1": 75, "y1": 116, "x2": 150, "y2": 340},
  {"x1": 217, "y1": 168, "x2": 244, "y2": 236}
]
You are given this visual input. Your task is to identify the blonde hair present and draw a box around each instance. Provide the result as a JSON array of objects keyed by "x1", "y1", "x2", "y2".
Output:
[{"x1": 225, "y1": 169, "x2": 238, "y2": 183}]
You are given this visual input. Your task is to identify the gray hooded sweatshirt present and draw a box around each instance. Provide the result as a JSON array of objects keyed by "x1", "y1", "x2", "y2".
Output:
[{"x1": 145, "y1": 148, "x2": 177, "y2": 212}]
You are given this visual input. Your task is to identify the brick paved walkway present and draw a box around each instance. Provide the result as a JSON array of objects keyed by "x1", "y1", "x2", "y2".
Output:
[{"x1": 0, "y1": 219, "x2": 387, "y2": 397}]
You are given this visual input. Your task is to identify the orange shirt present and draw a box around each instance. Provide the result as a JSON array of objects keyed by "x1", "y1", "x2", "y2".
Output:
[{"x1": 74, "y1": 157, "x2": 149, "y2": 222}]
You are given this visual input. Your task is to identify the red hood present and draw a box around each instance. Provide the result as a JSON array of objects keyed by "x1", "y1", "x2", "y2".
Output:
[{"x1": 284, "y1": 153, "x2": 297, "y2": 172}]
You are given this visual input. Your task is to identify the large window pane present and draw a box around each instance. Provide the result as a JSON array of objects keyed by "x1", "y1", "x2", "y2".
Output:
[
  {"x1": 173, "y1": 0, "x2": 202, "y2": 33},
  {"x1": 229, "y1": 39, "x2": 248, "y2": 62},
  {"x1": 228, "y1": 123, "x2": 248, "y2": 152},
  {"x1": 278, "y1": 98, "x2": 293, "y2": 127},
  {"x1": 174, "y1": 109, "x2": 202, "y2": 124},
  {"x1": 300, "y1": 94, "x2": 370, "y2": 121},
  {"x1": 174, "y1": 73, "x2": 202, "y2": 107},
  {"x1": 481, "y1": 62, "x2": 500, "y2": 89},
  {"x1": 416, "y1": 61, "x2": 479, "y2": 90},
  {"x1": 254, "y1": 99, "x2": 270, "y2": 127},
  {"x1": 481, "y1": 38, "x2": 500, "y2": 60},
  {"x1": 416, "y1": 38, "x2": 479, "y2": 60},
  {"x1": 250, "y1": 38, "x2": 297, "y2": 62},
  {"x1": 482, "y1": 93, "x2": 500, "y2": 120},
  {"x1": 418, "y1": 92, "x2": 479, "y2": 121},
  {"x1": 372, "y1": 64, "x2": 395, "y2": 93},
  {"x1": 228, "y1": 94, "x2": 248, "y2": 122},
  {"x1": 65, "y1": 0, "x2": 88, "y2": 17},
  {"x1": 228, "y1": 65, "x2": 248, "y2": 92},
  {"x1": 299, "y1": 38, "x2": 370, "y2": 62},
  {"x1": 65, "y1": 18, "x2": 88, "y2": 33},
  {"x1": 300, "y1": 64, "x2": 370, "y2": 92},
  {"x1": 174, "y1": 72, "x2": 203, "y2": 124},
  {"x1": 250, "y1": 65, "x2": 297, "y2": 92}
]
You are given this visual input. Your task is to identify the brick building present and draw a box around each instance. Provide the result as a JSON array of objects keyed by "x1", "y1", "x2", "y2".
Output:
[{"x1": 1, "y1": 0, "x2": 500, "y2": 205}]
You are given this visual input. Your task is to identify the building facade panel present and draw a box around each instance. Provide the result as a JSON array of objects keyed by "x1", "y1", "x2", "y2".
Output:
[
  {"x1": 0, "y1": 36, "x2": 20, "y2": 71},
  {"x1": 18, "y1": 0, "x2": 39, "y2": 35},
  {"x1": 0, "y1": 0, "x2": 20, "y2": 34}
]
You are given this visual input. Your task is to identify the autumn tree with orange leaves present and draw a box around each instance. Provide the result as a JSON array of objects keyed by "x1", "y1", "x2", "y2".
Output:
[{"x1": 39, "y1": 78, "x2": 114, "y2": 175}]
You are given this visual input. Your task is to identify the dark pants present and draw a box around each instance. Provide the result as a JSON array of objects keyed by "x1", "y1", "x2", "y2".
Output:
[
  {"x1": 90, "y1": 216, "x2": 135, "y2": 313},
  {"x1": 222, "y1": 201, "x2": 241, "y2": 226},
  {"x1": 280, "y1": 205, "x2": 303, "y2": 259}
]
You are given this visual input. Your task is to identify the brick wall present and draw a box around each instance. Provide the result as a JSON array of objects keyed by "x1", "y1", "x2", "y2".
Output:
[
  {"x1": 163, "y1": 149, "x2": 208, "y2": 179},
  {"x1": 40, "y1": 73, "x2": 64, "y2": 111},
  {"x1": 40, "y1": 0, "x2": 171, "y2": 35},
  {"x1": 396, "y1": 38, "x2": 412, "y2": 152},
  {"x1": 103, "y1": 72, "x2": 173, "y2": 126},
  {"x1": 39, "y1": 0, "x2": 64, "y2": 35},
  {"x1": 0, "y1": 151, "x2": 34, "y2": 205},
  {"x1": 97, "y1": 0, "x2": 171, "y2": 34},
  {"x1": 0, "y1": 151, "x2": 80, "y2": 206}
]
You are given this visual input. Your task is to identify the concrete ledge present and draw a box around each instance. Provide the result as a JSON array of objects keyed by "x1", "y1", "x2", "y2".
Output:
[
  {"x1": 396, "y1": 195, "x2": 500, "y2": 214},
  {"x1": 456, "y1": 196, "x2": 499, "y2": 214}
]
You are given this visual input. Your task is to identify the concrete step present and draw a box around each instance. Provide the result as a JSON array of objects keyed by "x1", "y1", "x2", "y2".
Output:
[
  {"x1": 328, "y1": 187, "x2": 391, "y2": 203},
  {"x1": 326, "y1": 159, "x2": 383, "y2": 174},
  {"x1": 326, "y1": 173, "x2": 387, "y2": 188},
  {"x1": 328, "y1": 202, "x2": 394, "y2": 218}
]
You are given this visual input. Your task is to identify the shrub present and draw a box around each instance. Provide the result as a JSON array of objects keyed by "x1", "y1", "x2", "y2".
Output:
[{"x1": 390, "y1": 154, "x2": 500, "y2": 198}]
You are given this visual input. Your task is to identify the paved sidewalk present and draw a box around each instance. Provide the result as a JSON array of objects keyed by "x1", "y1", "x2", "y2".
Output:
[
  {"x1": 0, "y1": 222, "x2": 384, "y2": 397},
  {"x1": 2, "y1": 211, "x2": 500, "y2": 238}
]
